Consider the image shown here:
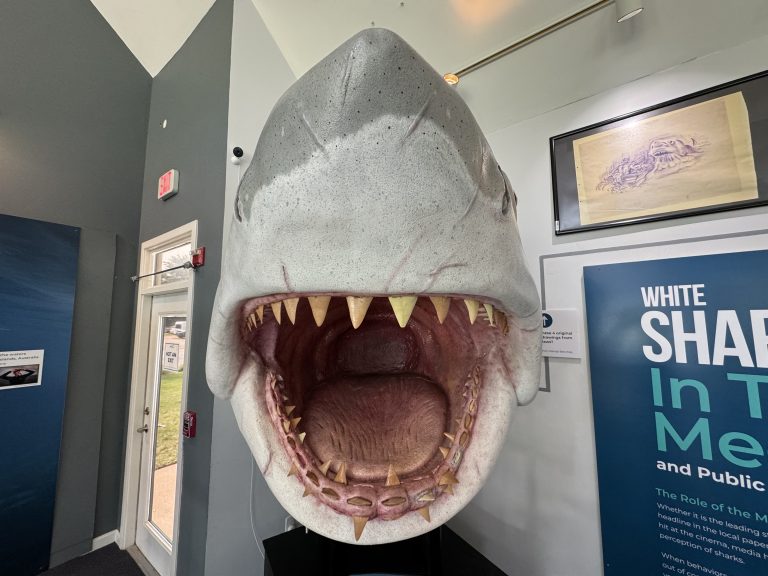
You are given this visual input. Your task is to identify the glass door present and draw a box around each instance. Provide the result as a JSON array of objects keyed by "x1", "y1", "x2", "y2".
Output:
[{"x1": 135, "y1": 292, "x2": 187, "y2": 576}]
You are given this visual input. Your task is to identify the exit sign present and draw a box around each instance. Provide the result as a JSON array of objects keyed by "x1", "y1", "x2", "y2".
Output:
[{"x1": 158, "y1": 169, "x2": 179, "y2": 200}]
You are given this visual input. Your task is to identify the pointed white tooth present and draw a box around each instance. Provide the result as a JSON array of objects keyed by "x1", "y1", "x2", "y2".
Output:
[
  {"x1": 334, "y1": 462, "x2": 347, "y2": 485},
  {"x1": 429, "y1": 296, "x2": 451, "y2": 324},
  {"x1": 483, "y1": 303, "x2": 495, "y2": 326},
  {"x1": 388, "y1": 296, "x2": 417, "y2": 328},
  {"x1": 496, "y1": 311, "x2": 509, "y2": 334},
  {"x1": 249, "y1": 313, "x2": 257, "y2": 329},
  {"x1": 353, "y1": 516, "x2": 368, "y2": 541},
  {"x1": 284, "y1": 298, "x2": 299, "y2": 324},
  {"x1": 464, "y1": 299, "x2": 479, "y2": 324},
  {"x1": 346, "y1": 296, "x2": 372, "y2": 329},
  {"x1": 385, "y1": 464, "x2": 400, "y2": 487},
  {"x1": 270, "y1": 301, "x2": 282, "y2": 324},
  {"x1": 438, "y1": 470, "x2": 459, "y2": 486},
  {"x1": 256, "y1": 305, "x2": 264, "y2": 323},
  {"x1": 308, "y1": 296, "x2": 331, "y2": 327},
  {"x1": 417, "y1": 506, "x2": 431, "y2": 522}
]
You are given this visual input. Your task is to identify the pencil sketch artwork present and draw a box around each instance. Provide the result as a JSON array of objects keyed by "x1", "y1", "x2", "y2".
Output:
[
  {"x1": 597, "y1": 135, "x2": 707, "y2": 194},
  {"x1": 573, "y1": 92, "x2": 759, "y2": 225}
]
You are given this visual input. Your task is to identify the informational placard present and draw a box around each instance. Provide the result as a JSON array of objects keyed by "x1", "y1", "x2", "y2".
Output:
[
  {"x1": 584, "y1": 250, "x2": 768, "y2": 576},
  {"x1": 0, "y1": 350, "x2": 44, "y2": 390},
  {"x1": 542, "y1": 308, "x2": 582, "y2": 358},
  {"x1": 0, "y1": 215, "x2": 79, "y2": 576},
  {"x1": 163, "y1": 342, "x2": 180, "y2": 371}
]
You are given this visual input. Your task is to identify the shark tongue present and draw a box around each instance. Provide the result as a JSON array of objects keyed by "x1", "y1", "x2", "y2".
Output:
[{"x1": 303, "y1": 374, "x2": 447, "y2": 483}]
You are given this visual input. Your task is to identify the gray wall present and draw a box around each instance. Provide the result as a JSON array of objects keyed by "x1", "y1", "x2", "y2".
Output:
[
  {"x1": 137, "y1": 1, "x2": 233, "y2": 573},
  {"x1": 0, "y1": 0, "x2": 151, "y2": 566},
  {"x1": 204, "y1": 1, "x2": 296, "y2": 573}
]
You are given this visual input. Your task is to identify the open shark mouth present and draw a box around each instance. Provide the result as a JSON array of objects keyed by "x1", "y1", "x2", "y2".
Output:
[
  {"x1": 206, "y1": 28, "x2": 542, "y2": 545},
  {"x1": 240, "y1": 294, "x2": 509, "y2": 537}
]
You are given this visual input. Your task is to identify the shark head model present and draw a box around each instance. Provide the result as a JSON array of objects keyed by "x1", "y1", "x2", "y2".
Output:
[{"x1": 206, "y1": 28, "x2": 541, "y2": 545}]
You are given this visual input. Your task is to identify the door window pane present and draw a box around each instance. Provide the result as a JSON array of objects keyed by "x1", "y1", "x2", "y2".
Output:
[
  {"x1": 153, "y1": 243, "x2": 191, "y2": 286},
  {"x1": 149, "y1": 315, "x2": 186, "y2": 542}
]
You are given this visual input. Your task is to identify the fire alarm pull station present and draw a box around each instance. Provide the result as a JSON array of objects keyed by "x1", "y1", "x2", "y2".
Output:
[
  {"x1": 191, "y1": 246, "x2": 205, "y2": 268},
  {"x1": 183, "y1": 411, "x2": 197, "y2": 438}
]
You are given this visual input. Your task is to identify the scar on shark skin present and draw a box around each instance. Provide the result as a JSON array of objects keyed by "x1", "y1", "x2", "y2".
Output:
[
  {"x1": 282, "y1": 265, "x2": 293, "y2": 292},
  {"x1": 383, "y1": 230, "x2": 428, "y2": 292}
]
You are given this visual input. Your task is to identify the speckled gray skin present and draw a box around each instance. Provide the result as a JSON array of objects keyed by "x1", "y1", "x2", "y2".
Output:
[{"x1": 206, "y1": 28, "x2": 542, "y2": 544}]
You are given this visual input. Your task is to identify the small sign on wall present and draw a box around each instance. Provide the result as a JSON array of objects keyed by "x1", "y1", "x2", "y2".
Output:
[
  {"x1": 163, "y1": 342, "x2": 180, "y2": 371},
  {"x1": 541, "y1": 309, "x2": 582, "y2": 359},
  {"x1": 0, "y1": 349, "x2": 44, "y2": 390},
  {"x1": 157, "y1": 169, "x2": 179, "y2": 200}
]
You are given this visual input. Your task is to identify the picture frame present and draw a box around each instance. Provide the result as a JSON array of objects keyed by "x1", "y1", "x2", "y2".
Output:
[{"x1": 550, "y1": 70, "x2": 768, "y2": 235}]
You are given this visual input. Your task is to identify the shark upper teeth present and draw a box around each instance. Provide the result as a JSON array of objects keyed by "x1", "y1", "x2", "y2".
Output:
[
  {"x1": 428, "y1": 296, "x2": 451, "y2": 324},
  {"x1": 307, "y1": 296, "x2": 331, "y2": 326},
  {"x1": 388, "y1": 296, "x2": 417, "y2": 327},
  {"x1": 346, "y1": 296, "x2": 373, "y2": 329},
  {"x1": 463, "y1": 299, "x2": 479, "y2": 325},
  {"x1": 245, "y1": 295, "x2": 507, "y2": 330},
  {"x1": 270, "y1": 301, "x2": 282, "y2": 324},
  {"x1": 283, "y1": 298, "x2": 299, "y2": 324}
]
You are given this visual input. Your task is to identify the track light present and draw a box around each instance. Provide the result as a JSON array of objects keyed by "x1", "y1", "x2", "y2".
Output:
[{"x1": 615, "y1": 0, "x2": 644, "y2": 22}]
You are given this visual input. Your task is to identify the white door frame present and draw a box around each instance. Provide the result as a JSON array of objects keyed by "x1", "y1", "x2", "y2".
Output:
[{"x1": 119, "y1": 221, "x2": 198, "y2": 576}]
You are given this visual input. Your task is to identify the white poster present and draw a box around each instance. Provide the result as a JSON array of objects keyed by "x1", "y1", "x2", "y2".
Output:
[
  {"x1": 163, "y1": 342, "x2": 180, "y2": 372},
  {"x1": 0, "y1": 349, "x2": 44, "y2": 390},
  {"x1": 541, "y1": 309, "x2": 582, "y2": 359}
]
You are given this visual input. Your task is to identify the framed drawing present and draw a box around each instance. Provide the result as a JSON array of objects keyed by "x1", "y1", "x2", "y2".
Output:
[{"x1": 550, "y1": 70, "x2": 768, "y2": 234}]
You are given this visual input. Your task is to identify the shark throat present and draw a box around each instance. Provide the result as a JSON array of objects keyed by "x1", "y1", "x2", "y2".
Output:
[{"x1": 241, "y1": 294, "x2": 508, "y2": 537}]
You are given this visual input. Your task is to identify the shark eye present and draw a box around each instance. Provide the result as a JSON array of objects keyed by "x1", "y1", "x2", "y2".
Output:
[{"x1": 501, "y1": 188, "x2": 511, "y2": 216}]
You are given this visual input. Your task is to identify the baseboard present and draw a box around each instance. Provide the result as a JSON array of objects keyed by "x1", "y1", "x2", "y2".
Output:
[{"x1": 92, "y1": 530, "x2": 119, "y2": 551}]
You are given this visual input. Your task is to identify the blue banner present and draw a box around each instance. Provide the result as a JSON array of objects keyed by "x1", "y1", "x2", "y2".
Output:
[
  {"x1": 585, "y1": 250, "x2": 768, "y2": 576},
  {"x1": 0, "y1": 214, "x2": 80, "y2": 575}
]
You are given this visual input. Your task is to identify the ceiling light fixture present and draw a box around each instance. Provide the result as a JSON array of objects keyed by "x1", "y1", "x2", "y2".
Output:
[
  {"x1": 615, "y1": 0, "x2": 644, "y2": 22},
  {"x1": 442, "y1": 0, "x2": 645, "y2": 85},
  {"x1": 443, "y1": 73, "x2": 459, "y2": 86}
]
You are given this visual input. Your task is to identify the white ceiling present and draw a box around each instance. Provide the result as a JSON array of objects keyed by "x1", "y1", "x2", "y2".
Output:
[
  {"x1": 249, "y1": 0, "x2": 594, "y2": 79},
  {"x1": 90, "y1": 0, "x2": 215, "y2": 77},
  {"x1": 91, "y1": 0, "x2": 768, "y2": 131},
  {"x1": 91, "y1": 0, "x2": 600, "y2": 79}
]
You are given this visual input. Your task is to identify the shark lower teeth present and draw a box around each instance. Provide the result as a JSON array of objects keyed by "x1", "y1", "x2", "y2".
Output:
[
  {"x1": 265, "y1": 360, "x2": 480, "y2": 541},
  {"x1": 244, "y1": 294, "x2": 505, "y2": 332}
]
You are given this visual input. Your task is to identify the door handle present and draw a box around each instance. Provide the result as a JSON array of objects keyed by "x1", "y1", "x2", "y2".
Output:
[{"x1": 137, "y1": 424, "x2": 149, "y2": 433}]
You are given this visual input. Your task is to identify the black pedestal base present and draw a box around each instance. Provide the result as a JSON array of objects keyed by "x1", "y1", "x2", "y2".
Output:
[{"x1": 263, "y1": 525, "x2": 507, "y2": 576}]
